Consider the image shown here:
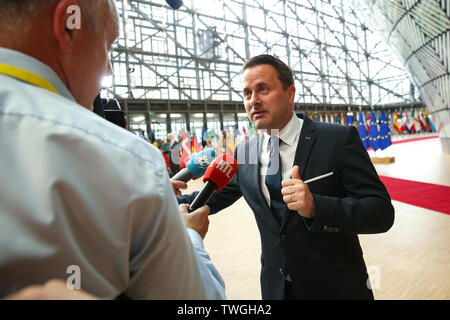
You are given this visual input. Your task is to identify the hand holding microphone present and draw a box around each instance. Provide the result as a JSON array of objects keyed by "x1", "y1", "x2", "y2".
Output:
[
  {"x1": 171, "y1": 148, "x2": 217, "y2": 183},
  {"x1": 189, "y1": 154, "x2": 238, "y2": 212},
  {"x1": 179, "y1": 204, "x2": 210, "y2": 239},
  {"x1": 171, "y1": 180, "x2": 187, "y2": 197}
]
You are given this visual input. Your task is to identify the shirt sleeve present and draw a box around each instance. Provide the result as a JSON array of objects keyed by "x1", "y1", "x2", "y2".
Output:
[
  {"x1": 186, "y1": 228, "x2": 226, "y2": 299},
  {"x1": 122, "y1": 157, "x2": 226, "y2": 300},
  {"x1": 308, "y1": 126, "x2": 395, "y2": 234}
]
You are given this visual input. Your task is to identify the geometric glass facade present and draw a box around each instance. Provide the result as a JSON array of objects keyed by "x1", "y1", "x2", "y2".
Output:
[
  {"x1": 105, "y1": 0, "x2": 417, "y2": 107},
  {"x1": 351, "y1": 0, "x2": 450, "y2": 152}
]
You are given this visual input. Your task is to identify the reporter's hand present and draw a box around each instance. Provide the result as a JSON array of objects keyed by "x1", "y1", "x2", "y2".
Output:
[
  {"x1": 172, "y1": 180, "x2": 187, "y2": 196},
  {"x1": 5, "y1": 279, "x2": 98, "y2": 300},
  {"x1": 179, "y1": 203, "x2": 210, "y2": 239}
]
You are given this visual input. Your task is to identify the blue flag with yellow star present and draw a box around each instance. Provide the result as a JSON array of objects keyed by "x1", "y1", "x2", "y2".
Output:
[
  {"x1": 368, "y1": 111, "x2": 380, "y2": 151},
  {"x1": 357, "y1": 111, "x2": 369, "y2": 150},
  {"x1": 378, "y1": 109, "x2": 392, "y2": 150}
]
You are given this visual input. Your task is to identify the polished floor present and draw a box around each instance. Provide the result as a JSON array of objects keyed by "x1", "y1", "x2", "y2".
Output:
[{"x1": 184, "y1": 134, "x2": 450, "y2": 300}]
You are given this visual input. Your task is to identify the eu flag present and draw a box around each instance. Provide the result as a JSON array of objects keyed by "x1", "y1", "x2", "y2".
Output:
[
  {"x1": 378, "y1": 109, "x2": 392, "y2": 150},
  {"x1": 347, "y1": 112, "x2": 354, "y2": 126},
  {"x1": 357, "y1": 111, "x2": 369, "y2": 149},
  {"x1": 368, "y1": 111, "x2": 380, "y2": 151},
  {"x1": 201, "y1": 127, "x2": 207, "y2": 147}
]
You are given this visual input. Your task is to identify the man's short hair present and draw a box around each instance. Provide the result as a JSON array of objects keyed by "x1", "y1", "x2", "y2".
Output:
[
  {"x1": 0, "y1": 0, "x2": 110, "y2": 32},
  {"x1": 0, "y1": 0, "x2": 50, "y2": 24},
  {"x1": 243, "y1": 54, "x2": 294, "y2": 90}
]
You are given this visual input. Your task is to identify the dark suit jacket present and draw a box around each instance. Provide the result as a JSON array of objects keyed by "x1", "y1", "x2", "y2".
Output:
[{"x1": 178, "y1": 113, "x2": 394, "y2": 300}]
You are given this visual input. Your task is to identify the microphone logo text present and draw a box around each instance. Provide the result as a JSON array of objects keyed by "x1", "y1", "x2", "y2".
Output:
[{"x1": 215, "y1": 160, "x2": 234, "y2": 178}]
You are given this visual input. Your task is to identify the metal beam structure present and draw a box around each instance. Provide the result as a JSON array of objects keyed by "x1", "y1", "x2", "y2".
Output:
[
  {"x1": 352, "y1": 0, "x2": 450, "y2": 152},
  {"x1": 105, "y1": 0, "x2": 422, "y2": 140}
]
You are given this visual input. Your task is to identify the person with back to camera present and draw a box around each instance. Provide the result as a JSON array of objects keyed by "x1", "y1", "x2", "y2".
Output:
[
  {"x1": 0, "y1": 0, "x2": 225, "y2": 300},
  {"x1": 178, "y1": 54, "x2": 395, "y2": 300}
]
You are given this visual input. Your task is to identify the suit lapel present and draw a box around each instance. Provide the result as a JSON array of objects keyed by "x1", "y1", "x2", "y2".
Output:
[
  {"x1": 293, "y1": 113, "x2": 317, "y2": 180},
  {"x1": 281, "y1": 113, "x2": 317, "y2": 230}
]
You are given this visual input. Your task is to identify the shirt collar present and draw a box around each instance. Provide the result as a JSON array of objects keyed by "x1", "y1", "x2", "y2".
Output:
[
  {"x1": 261, "y1": 112, "x2": 300, "y2": 147},
  {"x1": 0, "y1": 47, "x2": 75, "y2": 102},
  {"x1": 279, "y1": 113, "x2": 301, "y2": 146}
]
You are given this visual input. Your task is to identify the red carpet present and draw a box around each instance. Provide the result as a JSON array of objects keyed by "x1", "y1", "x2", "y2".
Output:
[
  {"x1": 392, "y1": 135, "x2": 438, "y2": 145},
  {"x1": 379, "y1": 176, "x2": 450, "y2": 215}
]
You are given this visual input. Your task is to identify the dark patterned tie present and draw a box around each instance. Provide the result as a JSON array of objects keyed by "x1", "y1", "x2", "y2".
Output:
[{"x1": 265, "y1": 136, "x2": 285, "y2": 225}]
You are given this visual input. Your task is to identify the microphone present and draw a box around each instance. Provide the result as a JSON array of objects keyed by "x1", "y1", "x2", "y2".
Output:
[
  {"x1": 166, "y1": 0, "x2": 183, "y2": 10},
  {"x1": 189, "y1": 154, "x2": 238, "y2": 212},
  {"x1": 171, "y1": 148, "x2": 217, "y2": 183}
]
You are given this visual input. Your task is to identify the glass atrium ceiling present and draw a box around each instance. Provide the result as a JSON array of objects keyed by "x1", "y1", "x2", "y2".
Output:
[
  {"x1": 352, "y1": 0, "x2": 449, "y2": 145},
  {"x1": 105, "y1": 0, "x2": 417, "y2": 106}
]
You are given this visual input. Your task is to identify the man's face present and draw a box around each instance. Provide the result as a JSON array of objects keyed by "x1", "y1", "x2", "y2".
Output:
[
  {"x1": 242, "y1": 64, "x2": 295, "y2": 131},
  {"x1": 68, "y1": 2, "x2": 119, "y2": 110}
]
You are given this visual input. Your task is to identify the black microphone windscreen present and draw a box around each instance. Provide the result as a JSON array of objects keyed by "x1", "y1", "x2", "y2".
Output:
[{"x1": 166, "y1": 0, "x2": 183, "y2": 10}]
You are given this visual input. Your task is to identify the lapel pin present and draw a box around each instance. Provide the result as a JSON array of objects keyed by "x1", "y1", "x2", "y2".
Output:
[{"x1": 305, "y1": 136, "x2": 311, "y2": 141}]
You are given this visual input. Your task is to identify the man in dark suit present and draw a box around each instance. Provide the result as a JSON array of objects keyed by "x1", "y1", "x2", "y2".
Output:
[{"x1": 178, "y1": 55, "x2": 394, "y2": 300}]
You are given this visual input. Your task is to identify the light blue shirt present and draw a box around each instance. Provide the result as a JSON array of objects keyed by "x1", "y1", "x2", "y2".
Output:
[{"x1": 0, "y1": 47, "x2": 225, "y2": 299}]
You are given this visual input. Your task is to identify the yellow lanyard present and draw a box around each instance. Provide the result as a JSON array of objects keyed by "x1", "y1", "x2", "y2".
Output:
[{"x1": 0, "y1": 63, "x2": 59, "y2": 94}]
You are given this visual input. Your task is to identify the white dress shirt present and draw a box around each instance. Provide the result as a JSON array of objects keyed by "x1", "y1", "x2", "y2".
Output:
[
  {"x1": 259, "y1": 113, "x2": 304, "y2": 207},
  {"x1": 0, "y1": 47, "x2": 225, "y2": 299}
]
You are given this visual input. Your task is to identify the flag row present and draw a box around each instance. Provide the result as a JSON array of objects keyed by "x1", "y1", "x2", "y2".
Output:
[{"x1": 173, "y1": 108, "x2": 435, "y2": 158}]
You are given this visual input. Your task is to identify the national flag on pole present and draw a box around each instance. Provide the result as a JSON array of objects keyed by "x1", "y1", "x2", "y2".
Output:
[
  {"x1": 400, "y1": 110, "x2": 411, "y2": 133},
  {"x1": 248, "y1": 122, "x2": 255, "y2": 137},
  {"x1": 398, "y1": 112, "x2": 405, "y2": 133},
  {"x1": 393, "y1": 111, "x2": 401, "y2": 134},
  {"x1": 414, "y1": 109, "x2": 423, "y2": 133},
  {"x1": 387, "y1": 109, "x2": 395, "y2": 134},
  {"x1": 378, "y1": 109, "x2": 392, "y2": 150},
  {"x1": 209, "y1": 129, "x2": 220, "y2": 155},
  {"x1": 419, "y1": 110, "x2": 431, "y2": 132},
  {"x1": 368, "y1": 111, "x2": 380, "y2": 151},
  {"x1": 357, "y1": 111, "x2": 369, "y2": 150},
  {"x1": 417, "y1": 113, "x2": 427, "y2": 131},
  {"x1": 179, "y1": 130, "x2": 191, "y2": 165},
  {"x1": 192, "y1": 134, "x2": 202, "y2": 153},
  {"x1": 209, "y1": 129, "x2": 216, "y2": 141},
  {"x1": 201, "y1": 127, "x2": 207, "y2": 147},
  {"x1": 409, "y1": 109, "x2": 417, "y2": 133},
  {"x1": 242, "y1": 127, "x2": 249, "y2": 142},
  {"x1": 226, "y1": 128, "x2": 235, "y2": 156},
  {"x1": 347, "y1": 112, "x2": 354, "y2": 126},
  {"x1": 424, "y1": 110, "x2": 436, "y2": 132}
]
